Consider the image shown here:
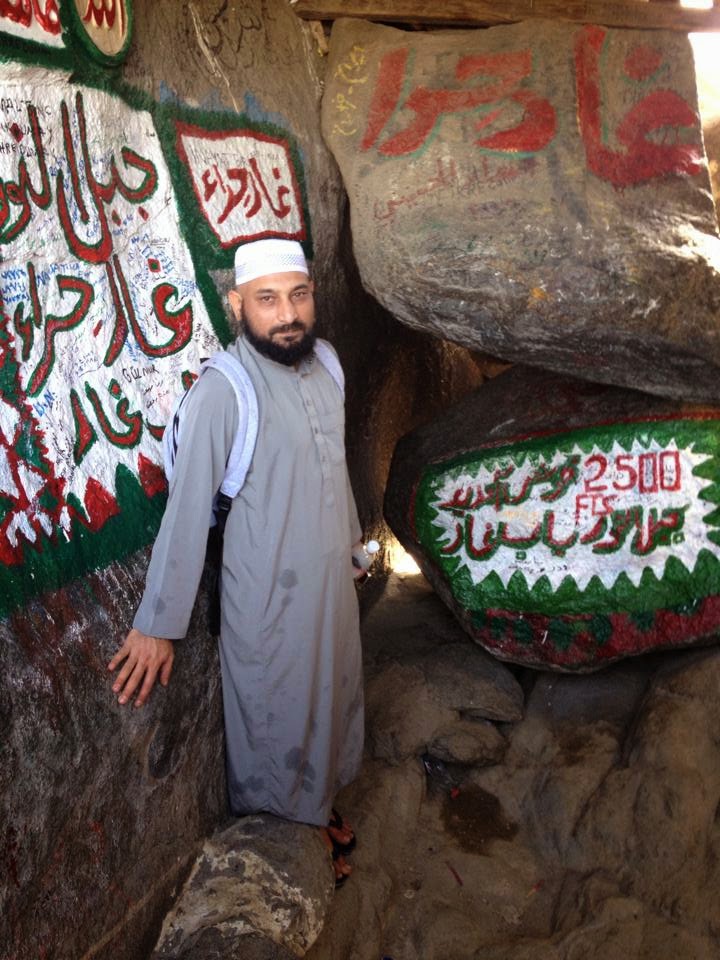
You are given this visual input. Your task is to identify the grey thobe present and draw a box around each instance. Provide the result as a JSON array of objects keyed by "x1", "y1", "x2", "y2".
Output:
[{"x1": 134, "y1": 335, "x2": 364, "y2": 826}]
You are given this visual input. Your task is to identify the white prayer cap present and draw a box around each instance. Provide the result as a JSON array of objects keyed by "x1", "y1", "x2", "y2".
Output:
[{"x1": 234, "y1": 239, "x2": 308, "y2": 286}]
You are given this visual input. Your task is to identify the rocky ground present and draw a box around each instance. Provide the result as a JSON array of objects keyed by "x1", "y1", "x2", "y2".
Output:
[
  {"x1": 307, "y1": 573, "x2": 720, "y2": 960},
  {"x1": 154, "y1": 571, "x2": 720, "y2": 959}
]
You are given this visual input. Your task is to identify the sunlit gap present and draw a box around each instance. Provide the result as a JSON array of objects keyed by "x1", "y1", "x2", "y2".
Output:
[
  {"x1": 690, "y1": 31, "x2": 720, "y2": 124},
  {"x1": 389, "y1": 542, "x2": 421, "y2": 576}
]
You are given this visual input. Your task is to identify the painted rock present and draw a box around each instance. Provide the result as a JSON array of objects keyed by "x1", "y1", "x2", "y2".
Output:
[
  {"x1": 385, "y1": 367, "x2": 720, "y2": 671},
  {"x1": 322, "y1": 19, "x2": 720, "y2": 402}
]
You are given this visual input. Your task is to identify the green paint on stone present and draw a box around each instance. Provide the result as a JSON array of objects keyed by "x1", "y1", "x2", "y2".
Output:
[
  {"x1": 513, "y1": 616, "x2": 534, "y2": 646},
  {"x1": 548, "y1": 618, "x2": 577, "y2": 652},
  {"x1": 588, "y1": 614, "x2": 613, "y2": 647},
  {"x1": 414, "y1": 418, "x2": 720, "y2": 620},
  {"x1": 0, "y1": 466, "x2": 166, "y2": 621},
  {"x1": 629, "y1": 609, "x2": 656, "y2": 632}
]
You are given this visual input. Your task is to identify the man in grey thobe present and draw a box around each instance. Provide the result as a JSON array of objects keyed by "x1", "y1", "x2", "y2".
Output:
[{"x1": 109, "y1": 239, "x2": 364, "y2": 878}]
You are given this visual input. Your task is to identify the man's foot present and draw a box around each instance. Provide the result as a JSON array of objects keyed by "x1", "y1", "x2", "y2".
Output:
[
  {"x1": 321, "y1": 827, "x2": 353, "y2": 887},
  {"x1": 327, "y1": 807, "x2": 356, "y2": 855}
]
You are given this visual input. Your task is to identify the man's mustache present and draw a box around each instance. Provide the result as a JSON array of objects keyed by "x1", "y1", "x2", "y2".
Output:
[{"x1": 270, "y1": 321, "x2": 306, "y2": 336}]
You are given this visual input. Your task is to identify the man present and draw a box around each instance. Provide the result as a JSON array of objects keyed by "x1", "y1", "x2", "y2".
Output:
[{"x1": 108, "y1": 239, "x2": 364, "y2": 883}]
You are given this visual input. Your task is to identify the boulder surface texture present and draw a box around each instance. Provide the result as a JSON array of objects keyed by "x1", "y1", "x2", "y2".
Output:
[
  {"x1": 152, "y1": 816, "x2": 334, "y2": 960},
  {"x1": 322, "y1": 18, "x2": 720, "y2": 401},
  {"x1": 308, "y1": 576, "x2": 720, "y2": 960},
  {"x1": 385, "y1": 366, "x2": 720, "y2": 670}
]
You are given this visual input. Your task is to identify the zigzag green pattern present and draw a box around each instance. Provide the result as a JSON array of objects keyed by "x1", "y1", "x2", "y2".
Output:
[{"x1": 414, "y1": 417, "x2": 720, "y2": 617}]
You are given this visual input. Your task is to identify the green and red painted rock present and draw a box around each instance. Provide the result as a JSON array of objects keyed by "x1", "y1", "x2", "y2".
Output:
[{"x1": 385, "y1": 367, "x2": 720, "y2": 671}]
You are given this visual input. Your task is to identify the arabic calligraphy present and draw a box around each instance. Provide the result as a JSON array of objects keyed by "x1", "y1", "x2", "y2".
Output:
[
  {"x1": 0, "y1": 92, "x2": 157, "y2": 258},
  {"x1": 2, "y1": 91, "x2": 194, "y2": 410},
  {"x1": 0, "y1": 70, "x2": 219, "y2": 584},
  {"x1": 79, "y1": 0, "x2": 125, "y2": 31},
  {"x1": 373, "y1": 156, "x2": 456, "y2": 222},
  {"x1": 175, "y1": 123, "x2": 305, "y2": 248},
  {"x1": 331, "y1": 43, "x2": 368, "y2": 139},
  {"x1": 346, "y1": 28, "x2": 701, "y2": 190},
  {"x1": 575, "y1": 26, "x2": 702, "y2": 188},
  {"x1": 201, "y1": 158, "x2": 293, "y2": 225},
  {"x1": 361, "y1": 47, "x2": 557, "y2": 158},
  {"x1": 0, "y1": 0, "x2": 60, "y2": 38},
  {"x1": 426, "y1": 436, "x2": 718, "y2": 593},
  {"x1": 439, "y1": 454, "x2": 582, "y2": 515},
  {"x1": 444, "y1": 503, "x2": 686, "y2": 563},
  {"x1": 74, "y1": 0, "x2": 130, "y2": 59}
]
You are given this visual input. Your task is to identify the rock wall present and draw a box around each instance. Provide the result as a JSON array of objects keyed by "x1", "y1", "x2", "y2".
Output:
[
  {"x1": 1, "y1": 3, "x2": 480, "y2": 958},
  {"x1": 6, "y1": 5, "x2": 717, "y2": 957}
]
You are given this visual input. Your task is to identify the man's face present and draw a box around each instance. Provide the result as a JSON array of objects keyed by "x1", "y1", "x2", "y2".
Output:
[{"x1": 228, "y1": 271, "x2": 316, "y2": 366}]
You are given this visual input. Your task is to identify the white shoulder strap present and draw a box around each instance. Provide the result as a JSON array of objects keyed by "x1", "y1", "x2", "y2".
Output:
[
  {"x1": 162, "y1": 351, "x2": 259, "y2": 499},
  {"x1": 203, "y1": 352, "x2": 259, "y2": 498},
  {"x1": 163, "y1": 342, "x2": 340, "y2": 502},
  {"x1": 314, "y1": 339, "x2": 345, "y2": 395}
]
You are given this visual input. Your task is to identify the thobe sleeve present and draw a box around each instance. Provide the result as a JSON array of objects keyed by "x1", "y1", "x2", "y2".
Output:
[
  {"x1": 345, "y1": 466, "x2": 363, "y2": 545},
  {"x1": 133, "y1": 370, "x2": 239, "y2": 639}
]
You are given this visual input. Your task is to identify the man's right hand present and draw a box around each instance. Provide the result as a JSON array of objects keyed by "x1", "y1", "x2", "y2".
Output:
[{"x1": 108, "y1": 629, "x2": 174, "y2": 708}]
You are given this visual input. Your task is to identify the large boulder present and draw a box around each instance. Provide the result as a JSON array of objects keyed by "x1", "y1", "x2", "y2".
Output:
[
  {"x1": 322, "y1": 18, "x2": 720, "y2": 401},
  {"x1": 152, "y1": 816, "x2": 333, "y2": 960},
  {"x1": 385, "y1": 366, "x2": 720, "y2": 671},
  {"x1": 0, "y1": 560, "x2": 227, "y2": 960}
]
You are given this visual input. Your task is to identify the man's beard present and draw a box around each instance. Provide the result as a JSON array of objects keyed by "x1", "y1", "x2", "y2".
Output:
[{"x1": 242, "y1": 307, "x2": 316, "y2": 366}]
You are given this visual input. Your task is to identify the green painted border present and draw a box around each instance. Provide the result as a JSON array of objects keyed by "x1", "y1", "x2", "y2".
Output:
[
  {"x1": 414, "y1": 417, "x2": 720, "y2": 617},
  {"x1": 0, "y1": 466, "x2": 166, "y2": 621},
  {"x1": 62, "y1": 0, "x2": 134, "y2": 67},
  {"x1": 153, "y1": 100, "x2": 314, "y2": 274}
]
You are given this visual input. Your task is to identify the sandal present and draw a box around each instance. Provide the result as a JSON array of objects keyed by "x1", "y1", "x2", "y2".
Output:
[
  {"x1": 328, "y1": 807, "x2": 357, "y2": 855},
  {"x1": 322, "y1": 825, "x2": 352, "y2": 888},
  {"x1": 332, "y1": 845, "x2": 351, "y2": 888}
]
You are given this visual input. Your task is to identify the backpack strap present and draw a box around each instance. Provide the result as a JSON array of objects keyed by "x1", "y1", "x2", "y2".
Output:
[
  {"x1": 163, "y1": 342, "x2": 340, "y2": 501},
  {"x1": 314, "y1": 338, "x2": 345, "y2": 396},
  {"x1": 203, "y1": 352, "x2": 259, "y2": 498},
  {"x1": 162, "y1": 351, "x2": 259, "y2": 499},
  {"x1": 162, "y1": 387, "x2": 191, "y2": 482}
]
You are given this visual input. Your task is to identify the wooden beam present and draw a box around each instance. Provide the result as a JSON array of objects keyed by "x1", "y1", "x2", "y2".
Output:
[{"x1": 291, "y1": 0, "x2": 720, "y2": 32}]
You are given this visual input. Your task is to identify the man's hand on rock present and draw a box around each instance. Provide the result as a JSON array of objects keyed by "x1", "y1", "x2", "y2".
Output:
[{"x1": 108, "y1": 629, "x2": 174, "y2": 708}]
